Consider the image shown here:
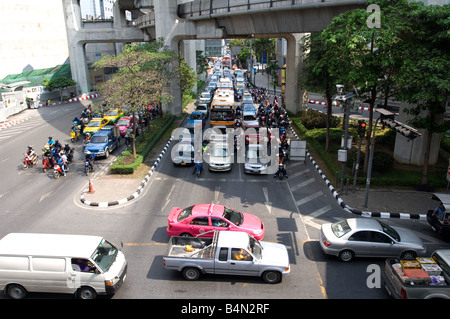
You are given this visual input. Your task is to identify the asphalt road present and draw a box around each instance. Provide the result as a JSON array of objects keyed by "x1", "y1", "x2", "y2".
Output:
[{"x1": 0, "y1": 100, "x2": 449, "y2": 303}]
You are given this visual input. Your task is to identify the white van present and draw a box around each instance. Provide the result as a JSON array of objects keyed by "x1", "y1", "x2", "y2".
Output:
[{"x1": 0, "y1": 233, "x2": 127, "y2": 299}]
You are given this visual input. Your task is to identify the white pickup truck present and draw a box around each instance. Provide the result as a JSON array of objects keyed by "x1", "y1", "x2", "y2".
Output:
[
  {"x1": 383, "y1": 249, "x2": 450, "y2": 299},
  {"x1": 163, "y1": 231, "x2": 290, "y2": 284}
]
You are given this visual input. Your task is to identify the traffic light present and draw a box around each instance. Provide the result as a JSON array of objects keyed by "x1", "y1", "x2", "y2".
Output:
[{"x1": 357, "y1": 120, "x2": 366, "y2": 137}]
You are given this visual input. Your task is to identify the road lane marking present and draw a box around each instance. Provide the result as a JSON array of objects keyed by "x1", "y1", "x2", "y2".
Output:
[
  {"x1": 290, "y1": 178, "x2": 315, "y2": 192},
  {"x1": 262, "y1": 187, "x2": 272, "y2": 214},
  {"x1": 295, "y1": 191, "x2": 323, "y2": 206}
]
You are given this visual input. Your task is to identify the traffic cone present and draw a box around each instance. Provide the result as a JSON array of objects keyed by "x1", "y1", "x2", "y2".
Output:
[{"x1": 88, "y1": 180, "x2": 95, "y2": 194}]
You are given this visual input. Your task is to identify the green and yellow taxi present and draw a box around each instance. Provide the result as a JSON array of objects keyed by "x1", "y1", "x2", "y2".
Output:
[{"x1": 103, "y1": 108, "x2": 124, "y2": 124}]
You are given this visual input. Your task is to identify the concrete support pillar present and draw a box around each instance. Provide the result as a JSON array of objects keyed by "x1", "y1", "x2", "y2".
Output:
[
  {"x1": 153, "y1": 0, "x2": 186, "y2": 114},
  {"x1": 283, "y1": 33, "x2": 307, "y2": 115},
  {"x1": 62, "y1": 0, "x2": 89, "y2": 94}
]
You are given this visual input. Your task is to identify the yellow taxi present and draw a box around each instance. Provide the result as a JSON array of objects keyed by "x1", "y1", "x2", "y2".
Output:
[
  {"x1": 103, "y1": 108, "x2": 124, "y2": 124},
  {"x1": 83, "y1": 117, "x2": 110, "y2": 135}
]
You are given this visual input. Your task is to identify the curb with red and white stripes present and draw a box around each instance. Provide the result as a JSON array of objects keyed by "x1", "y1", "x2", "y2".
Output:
[{"x1": 38, "y1": 93, "x2": 99, "y2": 107}]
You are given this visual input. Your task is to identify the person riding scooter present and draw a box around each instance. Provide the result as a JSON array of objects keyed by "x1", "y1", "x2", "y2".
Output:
[
  {"x1": 26, "y1": 145, "x2": 38, "y2": 162},
  {"x1": 64, "y1": 144, "x2": 74, "y2": 163},
  {"x1": 85, "y1": 151, "x2": 95, "y2": 171}
]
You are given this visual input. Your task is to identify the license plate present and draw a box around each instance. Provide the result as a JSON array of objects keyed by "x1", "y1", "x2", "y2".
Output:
[{"x1": 181, "y1": 163, "x2": 186, "y2": 165}]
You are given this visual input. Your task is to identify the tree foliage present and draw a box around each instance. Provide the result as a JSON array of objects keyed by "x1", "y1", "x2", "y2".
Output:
[
  {"x1": 302, "y1": 0, "x2": 450, "y2": 184},
  {"x1": 93, "y1": 38, "x2": 177, "y2": 156},
  {"x1": 42, "y1": 76, "x2": 76, "y2": 91}
]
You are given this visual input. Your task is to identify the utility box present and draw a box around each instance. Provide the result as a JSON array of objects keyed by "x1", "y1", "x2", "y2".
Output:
[{"x1": 338, "y1": 149, "x2": 347, "y2": 162}]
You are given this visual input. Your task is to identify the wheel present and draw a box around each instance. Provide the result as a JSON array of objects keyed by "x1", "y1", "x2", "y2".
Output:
[
  {"x1": 6, "y1": 284, "x2": 27, "y2": 299},
  {"x1": 338, "y1": 250, "x2": 354, "y2": 262},
  {"x1": 278, "y1": 171, "x2": 284, "y2": 180},
  {"x1": 180, "y1": 233, "x2": 192, "y2": 237},
  {"x1": 400, "y1": 251, "x2": 417, "y2": 260},
  {"x1": 54, "y1": 170, "x2": 60, "y2": 179},
  {"x1": 262, "y1": 271, "x2": 281, "y2": 284},
  {"x1": 43, "y1": 167, "x2": 47, "y2": 173},
  {"x1": 105, "y1": 149, "x2": 110, "y2": 158},
  {"x1": 182, "y1": 267, "x2": 200, "y2": 281},
  {"x1": 77, "y1": 286, "x2": 97, "y2": 299}
]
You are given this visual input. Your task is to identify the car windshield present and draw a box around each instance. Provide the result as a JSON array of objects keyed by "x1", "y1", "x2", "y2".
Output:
[
  {"x1": 91, "y1": 239, "x2": 118, "y2": 272},
  {"x1": 117, "y1": 119, "x2": 130, "y2": 126},
  {"x1": 106, "y1": 110, "x2": 119, "y2": 116},
  {"x1": 248, "y1": 236, "x2": 262, "y2": 259},
  {"x1": 211, "y1": 147, "x2": 228, "y2": 157},
  {"x1": 196, "y1": 105, "x2": 207, "y2": 111},
  {"x1": 190, "y1": 114, "x2": 203, "y2": 120},
  {"x1": 244, "y1": 115, "x2": 256, "y2": 121},
  {"x1": 378, "y1": 220, "x2": 400, "y2": 241},
  {"x1": 223, "y1": 207, "x2": 243, "y2": 226},
  {"x1": 331, "y1": 220, "x2": 352, "y2": 238},
  {"x1": 90, "y1": 136, "x2": 107, "y2": 143},
  {"x1": 177, "y1": 205, "x2": 194, "y2": 221},
  {"x1": 87, "y1": 121, "x2": 101, "y2": 127},
  {"x1": 246, "y1": 147, "x2": 264, "y2": 159}
]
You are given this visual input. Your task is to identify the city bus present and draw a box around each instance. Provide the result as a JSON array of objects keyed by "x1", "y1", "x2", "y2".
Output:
[{"x1": 210, "y1": 89, "x2": 235, "y2": 129}]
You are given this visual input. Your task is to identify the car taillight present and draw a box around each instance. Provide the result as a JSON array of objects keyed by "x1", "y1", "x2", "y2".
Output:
[
  {"x1": 401, "y1": 287, "x2": 407, "y2": 299},
  {"x1": 322, "y1": 236, "x2": 331, "y2": 247}
]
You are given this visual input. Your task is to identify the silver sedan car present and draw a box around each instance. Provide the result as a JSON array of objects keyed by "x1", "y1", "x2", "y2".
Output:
[{"x1": 319, "y1": 218, "x2": 426, "y2": 262}]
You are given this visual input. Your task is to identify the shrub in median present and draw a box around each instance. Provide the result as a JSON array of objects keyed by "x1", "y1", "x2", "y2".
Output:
[{"x1": 110, "y1": 115, "x2": 175, "y2": 174}]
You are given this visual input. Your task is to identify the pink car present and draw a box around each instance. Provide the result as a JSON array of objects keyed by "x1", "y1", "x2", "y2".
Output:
[
  {"x1": 115, "y1": 117, "x2": 138, "y2": 137},
  {"x1": 167, "y1": 203, "x2": 265, "y2": 240}
]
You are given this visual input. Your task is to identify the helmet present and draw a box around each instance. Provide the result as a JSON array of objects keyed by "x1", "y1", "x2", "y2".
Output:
[
  {"x1": 48, "y1": 136, "x2": 52, "y2": 140},
  {"x1": 28, "y1": 145, "x2": 33, "y2": 149},
  {"x1": 86, "y1": 133, "x2": 90, "y2": 136}
]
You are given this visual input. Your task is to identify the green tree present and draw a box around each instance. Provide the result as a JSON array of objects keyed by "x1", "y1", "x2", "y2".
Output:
[
  {"x1": 319, "y1": 0, "x2": 410, "y2": 171},
  {"x1": 93, "y1": 40, "x2": 175, "y2": 156},
  {"x1": 301, "y1": 32, "x2": 339, "y2": 152},
  {"x1": 396, "y1": 1, "x2": 450, "y2": 185},
  {"x1": 42, "y1": 76, "x2": 77, "y2": 101}
]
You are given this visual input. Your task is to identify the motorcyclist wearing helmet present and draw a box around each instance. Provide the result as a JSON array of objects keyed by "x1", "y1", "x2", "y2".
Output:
[
  {"x1": 47, "y1": 137, "x2": 55, "y2": 147},
  {"x1": 85, "y1": 151, "x2": 95, "y2": 170},
  {"x1": 56, "y1": 152, "x2": 67, "y2": 176},
  {"x1": 26, "y1": 145, "x2": 37, "y2": 162},
  {"x1": 83, "y1": 132, "x2": 91, "y2": 144},
  {"x1": 54, "y1": 139, "x2": 62, "y2": 152},
  {"x1": 64, "y1": 144, "x2": 73, "y2": 162},
  {"x1": 192, "y1": 161, "x2": 203, "y2": 175}
]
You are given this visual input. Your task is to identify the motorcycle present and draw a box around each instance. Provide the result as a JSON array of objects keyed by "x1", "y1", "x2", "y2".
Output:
[
  {"x1": 42, "y1": 154, "x2": 53, "y2": 173},
  {"x1": 194, "y1": 163, "x2": 203, "y2": 177},
  {"x1": 53, "y1": 162, "x2": 69, "y2": 179},
  {"x1": 276, "y1": 163, "x2": 286, "y2": 180},
  {"x1": 22, "y1": 153, "x2": 38, "y2": 170},
  {"x1": 85, "y1": 160, "x2": 94, "y2": 176},
  {"x1": 70, "y1": 129, "x2": 80, "y2": 142}
]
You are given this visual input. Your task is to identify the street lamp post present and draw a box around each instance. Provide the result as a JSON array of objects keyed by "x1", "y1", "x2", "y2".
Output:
[{"x1": 335, "y1": 85, "x2": 354, "y2": 193}]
